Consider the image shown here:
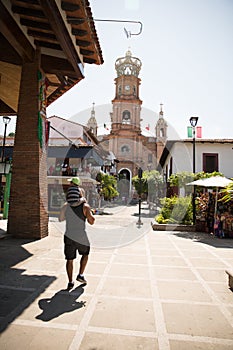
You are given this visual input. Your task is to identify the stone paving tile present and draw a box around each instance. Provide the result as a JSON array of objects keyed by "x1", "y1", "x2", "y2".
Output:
[
  {"x1": 181, "y1": 249, "x2": 216, "y2": 258},
  {"x1": 208, "y1": 283, "x2": 233, "y2": 304},
  {"x1": 0, "y1": 269, "x2": 53, "y2": 289},
  {"x1": 157, "y1": 280, "x2": 213, "y2": 302},
  {"x1": 117, "y1": 245, "x2": 147, "y2": 255},
  {"x1": 228, "y1": 306, "x2": 233, "y2": 316},
  {"x1": 0, "y1": 288, "x2": 32, "y2": 318},
  {"x1": 214, "y1": 250, "x2": 233, "y2": 258},
  {"x1": 148, "y1": 241, "x2": 175, "y2": 250},
  {"x1": 18, "y1": 288, "x2": 89, "y2": 325},
  {"x1": 100, "y1": 276, "x2": 152, "y2": 298},
  {"x1": 89, "y1": 297, "x2": 156, "y2": 332},
  {"x1": 151, "y1": 256, "x2": 188, "y2": 267},
  {"x1": 149, "y1": 249, "x2": 181, "y2": 257},
  {"x1": 189, "y1": 258, "x2": 228, "y2": 268},
  {"x1": 152, "y1": 266, "x2": 198, "y2": 281},
  {"x1": 162, "y1": 303, "x2": 233, "y2": 338},
  {"x1": 14, "y1": 257, "x2": 64, "y2": 273},
  {"x1": 196, "y1": 269, "x2": 229, "y2": 283},
  {"x1": 79, "y1": 332, "x2": 159, "y2": 350},
  {"x1": 40, "y1": 249, "x2": 63, "y2": 260},
  {"x1": 1, "y1": 217, "x2": 233, "y2": 350},
  {"x1": 85, "y1": 262, "x2": 108, "y2": 275},
  {"x1": 112, "y1": 253, "x2": 148, "y2": 265},
  {"x1": 88, "y1": 252, "x2": 112, "y2": 263},
  {"x1": 169, "y1": 340, "x2": 233, "y2": 350},
  {"x1": 223, "y1": 258, "x2": 233, "y2": 265},
  {"x1": 108, "y1": 263, "x2": 150, "y2": 279},
  {"x1": 0, "y1": 324, "x2": 75, "y2": 350}
]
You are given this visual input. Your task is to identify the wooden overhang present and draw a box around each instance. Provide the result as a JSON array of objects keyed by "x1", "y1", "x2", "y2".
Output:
[{"x1": 0, "y1": 0, "x2": 104, "y2": 114}]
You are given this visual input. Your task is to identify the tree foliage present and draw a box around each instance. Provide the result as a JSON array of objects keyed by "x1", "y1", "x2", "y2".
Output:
[
  {"x1": 168, "y1": 171, "x2": 194, "y2": 188},
  {"x1": 132, "y1": 170, "x2": 165, "y2": 202},
  {"x1": 194, "y1": 171, "x2": 224, "y2": 180},
  {"x1": 96, "y1": 172, "x2": 119, "y2": 201},
  {"x1": 132, "y1": 170, "x2": 148, "y2": 195},
  {"x1": 220, "y1": 182, "x2": 233, "y2": 203},
  {"x1": 156, "y1": 196, "x2": 192, "y2": 225}
]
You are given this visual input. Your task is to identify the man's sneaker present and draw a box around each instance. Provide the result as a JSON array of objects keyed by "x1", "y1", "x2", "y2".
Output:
[
  {"x1": 76, "y1": 274, "x2": 87, "y2": 284},
  {"x1": 67, "y1": 282, "x2": 74, "y2": 290}
]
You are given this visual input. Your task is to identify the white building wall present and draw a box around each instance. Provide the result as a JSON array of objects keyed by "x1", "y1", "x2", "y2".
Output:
[
  {"x1": 163, "y1": 141, "x2": 233, "y2": 178},
  {"x1": 171, "y1": 142, "x2": 192, "y2": 174}
]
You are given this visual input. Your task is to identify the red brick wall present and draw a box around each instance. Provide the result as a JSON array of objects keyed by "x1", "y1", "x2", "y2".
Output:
[{"x1": 7, "y1": 51, "x2": 48, "y2": 238}]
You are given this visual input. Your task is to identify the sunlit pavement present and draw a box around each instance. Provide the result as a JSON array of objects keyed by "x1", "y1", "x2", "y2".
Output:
[{"x1": 0, "y1": 204, "x2": 233, "y2": 350}]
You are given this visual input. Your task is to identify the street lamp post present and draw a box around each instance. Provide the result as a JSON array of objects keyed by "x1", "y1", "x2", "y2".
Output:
[
  {"x1": 0, "y1": 116, "x2": 11, "y2": 212},
  {"x1": 1, "y1": 116, "x2": 11, "y2": 163},
  {"x1": 189, "y1": 116, "x2": 198, "y2": 225},
  {"x1": 137, "y1": 167, "x2": 143, "y2": 226}
]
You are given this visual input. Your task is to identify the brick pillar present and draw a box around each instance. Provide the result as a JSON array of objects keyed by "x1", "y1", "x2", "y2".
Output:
[{"x1": 7, "y1": 50, "x2": 48, "y2": 239}]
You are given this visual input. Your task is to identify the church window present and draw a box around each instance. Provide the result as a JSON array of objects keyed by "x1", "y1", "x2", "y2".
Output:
[
  {"x1": 121, "y1": 145, "x2": 130, "y2": 153},
  {"x1": 148, "y1": 154, "x2": 152, "y2": 163},
  {"x1": 118, "y1": 85, "x2": 122, "y2": 95},
  {"x1": 122, "y1": 110, "x2": 131, "y2": 124},
  {"x1": 160, "y1": 128, "x2": 164, "y2": 137}
]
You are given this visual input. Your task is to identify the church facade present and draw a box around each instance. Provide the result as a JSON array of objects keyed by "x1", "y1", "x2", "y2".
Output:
[{"x1": 91, "y1": 50, "x2": 168, "y2": 198}]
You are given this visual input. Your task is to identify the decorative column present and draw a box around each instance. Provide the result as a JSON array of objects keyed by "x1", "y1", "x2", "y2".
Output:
[{"x1": 7, "y1": 49, "x2": 49, "y2": 238}]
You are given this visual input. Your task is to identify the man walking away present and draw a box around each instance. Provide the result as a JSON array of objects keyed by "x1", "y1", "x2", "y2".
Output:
[{"x1": 59, "y1": 195, "x2": 95, "y2": 290}]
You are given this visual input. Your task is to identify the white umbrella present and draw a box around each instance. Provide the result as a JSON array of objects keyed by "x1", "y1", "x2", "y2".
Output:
[
  {"x1": 187, "y1": 176, "x2": 233, "y2": 220},
  {"x1": 187, "y1": 176, "x2": 233, "y2": 188}
]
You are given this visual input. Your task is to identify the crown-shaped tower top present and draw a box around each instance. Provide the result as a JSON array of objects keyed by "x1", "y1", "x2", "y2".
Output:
[{"x1": 115, "y1": 49, "x2": 142, "y2": 77}]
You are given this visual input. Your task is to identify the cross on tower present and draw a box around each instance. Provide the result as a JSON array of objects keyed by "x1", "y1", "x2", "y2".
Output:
[
  {"x1": 91, "y1": 102, "x2": 95, "y2": 117},
  {"x1": 160, "y1": 103, "x2": 164, "y2": 116}
]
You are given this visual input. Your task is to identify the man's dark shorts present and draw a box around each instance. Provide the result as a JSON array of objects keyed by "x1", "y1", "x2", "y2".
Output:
[{"x1": 64, "y1": 235, "x2": 90, "y2": 260}]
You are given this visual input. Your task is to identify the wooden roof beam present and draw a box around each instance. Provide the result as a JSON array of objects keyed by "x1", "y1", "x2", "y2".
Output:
[
  {"x1": 41, "y1": 54, "x2": 77, "y2": 77},
  {"x1": 12, "y1": 5, "x2": 46, "y2": 19},
  {"x1": 39, "y1": 0, "x2": 84, "y2": 79},
  {"x1": 0, "y1": 1, "x2": 35, "y2": 62},
  {"x1": 61, "y1": 1, "x2": 80, "y2": 12}
]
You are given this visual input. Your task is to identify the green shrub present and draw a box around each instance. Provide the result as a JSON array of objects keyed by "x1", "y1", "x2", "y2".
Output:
[{"x1": 156, "y1": 196, "x2": 192, "y2": 225}]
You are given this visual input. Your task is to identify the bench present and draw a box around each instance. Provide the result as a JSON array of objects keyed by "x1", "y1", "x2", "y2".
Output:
[{"x1": 225, "y1": 270, "x2": 233, "y2": 290}]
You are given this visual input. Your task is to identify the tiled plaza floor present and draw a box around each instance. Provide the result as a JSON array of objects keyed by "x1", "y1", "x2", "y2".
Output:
[{"x1": 0, "y1": 205, "x2": 232, "y2": 349}]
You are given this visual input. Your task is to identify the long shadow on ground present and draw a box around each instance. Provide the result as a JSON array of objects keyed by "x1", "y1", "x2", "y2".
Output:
[{"x1": 0, "y1": 237, "x2": 56, "y2": 332}]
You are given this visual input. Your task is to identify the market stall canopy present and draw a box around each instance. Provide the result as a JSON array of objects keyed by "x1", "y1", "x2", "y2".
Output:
[
  {"x1": 187, "y1": 176, "x2": 233, "y2": 188},
  {"x1": 0, "y1": 0, "x2": 103, "y2": 114},
  {"x1": 187, "y1": 176, "x2": 233, "y2": 221},
  {"x1": 48, "y1": 145, "x2": 92, "y2": 159}
]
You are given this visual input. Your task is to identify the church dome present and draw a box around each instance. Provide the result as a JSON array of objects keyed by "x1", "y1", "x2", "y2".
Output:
[{"x1": 115, "y1": 50, "x2": 142, "y2": 77}]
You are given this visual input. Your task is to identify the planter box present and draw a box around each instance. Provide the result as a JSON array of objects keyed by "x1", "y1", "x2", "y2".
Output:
[{"x1": 151, "y1": 222, "x2": 196, "y2": 232}]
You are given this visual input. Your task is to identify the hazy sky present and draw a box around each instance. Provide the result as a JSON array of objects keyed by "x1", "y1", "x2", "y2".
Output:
[{"x1": 4, "y1": 0, "x2": 233, "y2": 139}]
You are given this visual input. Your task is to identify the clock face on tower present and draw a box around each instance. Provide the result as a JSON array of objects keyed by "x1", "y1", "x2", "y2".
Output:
[{"x1": 125, "y1": 85, "x2": 130, "y2": 91}]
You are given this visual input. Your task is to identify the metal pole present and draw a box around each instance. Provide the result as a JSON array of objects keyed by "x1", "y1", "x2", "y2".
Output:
[
  {"x1": 138, "y1": 179, "x2": 142, "y2": 223},
  {"x1": 3, "y1": 170, "x2": 11, "y2": 219},
  {"x1": 1, "y1": 122, "x2": 7, "y2": 163},
  {"x1": 192, "y1": 126, "x2": 196, "y2": 224},
  {"x1": 137, "y1": 168, "x2": 143, "y2": 226},
  {"x1": 0, "y1": 122, "x2": 8, "y2": 212}
]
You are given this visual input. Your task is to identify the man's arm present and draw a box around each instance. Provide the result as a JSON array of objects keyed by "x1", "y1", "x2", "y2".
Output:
[
  {"x1": 83, "y1": 203, "x2": 95, "y2": 225},
  {"x1": 59, "y1": 202, "x2": 67, "y2": 222}
]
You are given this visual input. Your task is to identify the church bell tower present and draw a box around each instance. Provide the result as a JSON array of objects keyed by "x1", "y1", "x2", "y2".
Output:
[
  {"x1": 111, "y1": 49, "x2": 142, "y2": 133},
  {"x1": 104, "y1": 50, "x2": 160, "y2": 199},
  {"x1": 107, "y1": 50, "x2": 153, "y2": 199}
]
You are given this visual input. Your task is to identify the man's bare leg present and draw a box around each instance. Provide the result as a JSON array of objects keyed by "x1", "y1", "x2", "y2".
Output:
[
  {"x1": 79, "y1": 255, "x2": 88, "y2": 275},
  {"x1": 66, "y1": 260, "x2": 73, "y2": 282}
]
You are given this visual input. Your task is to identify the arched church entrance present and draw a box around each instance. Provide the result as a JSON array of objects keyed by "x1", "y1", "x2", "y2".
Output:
[{"x1": 118, "y1": 168, "x2": 131, "y2": 203}]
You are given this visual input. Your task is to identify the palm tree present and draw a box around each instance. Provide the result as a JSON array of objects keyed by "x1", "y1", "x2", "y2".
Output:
[{"x1": 220, "y1": 182, "x2": 233, "y2": 203}]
